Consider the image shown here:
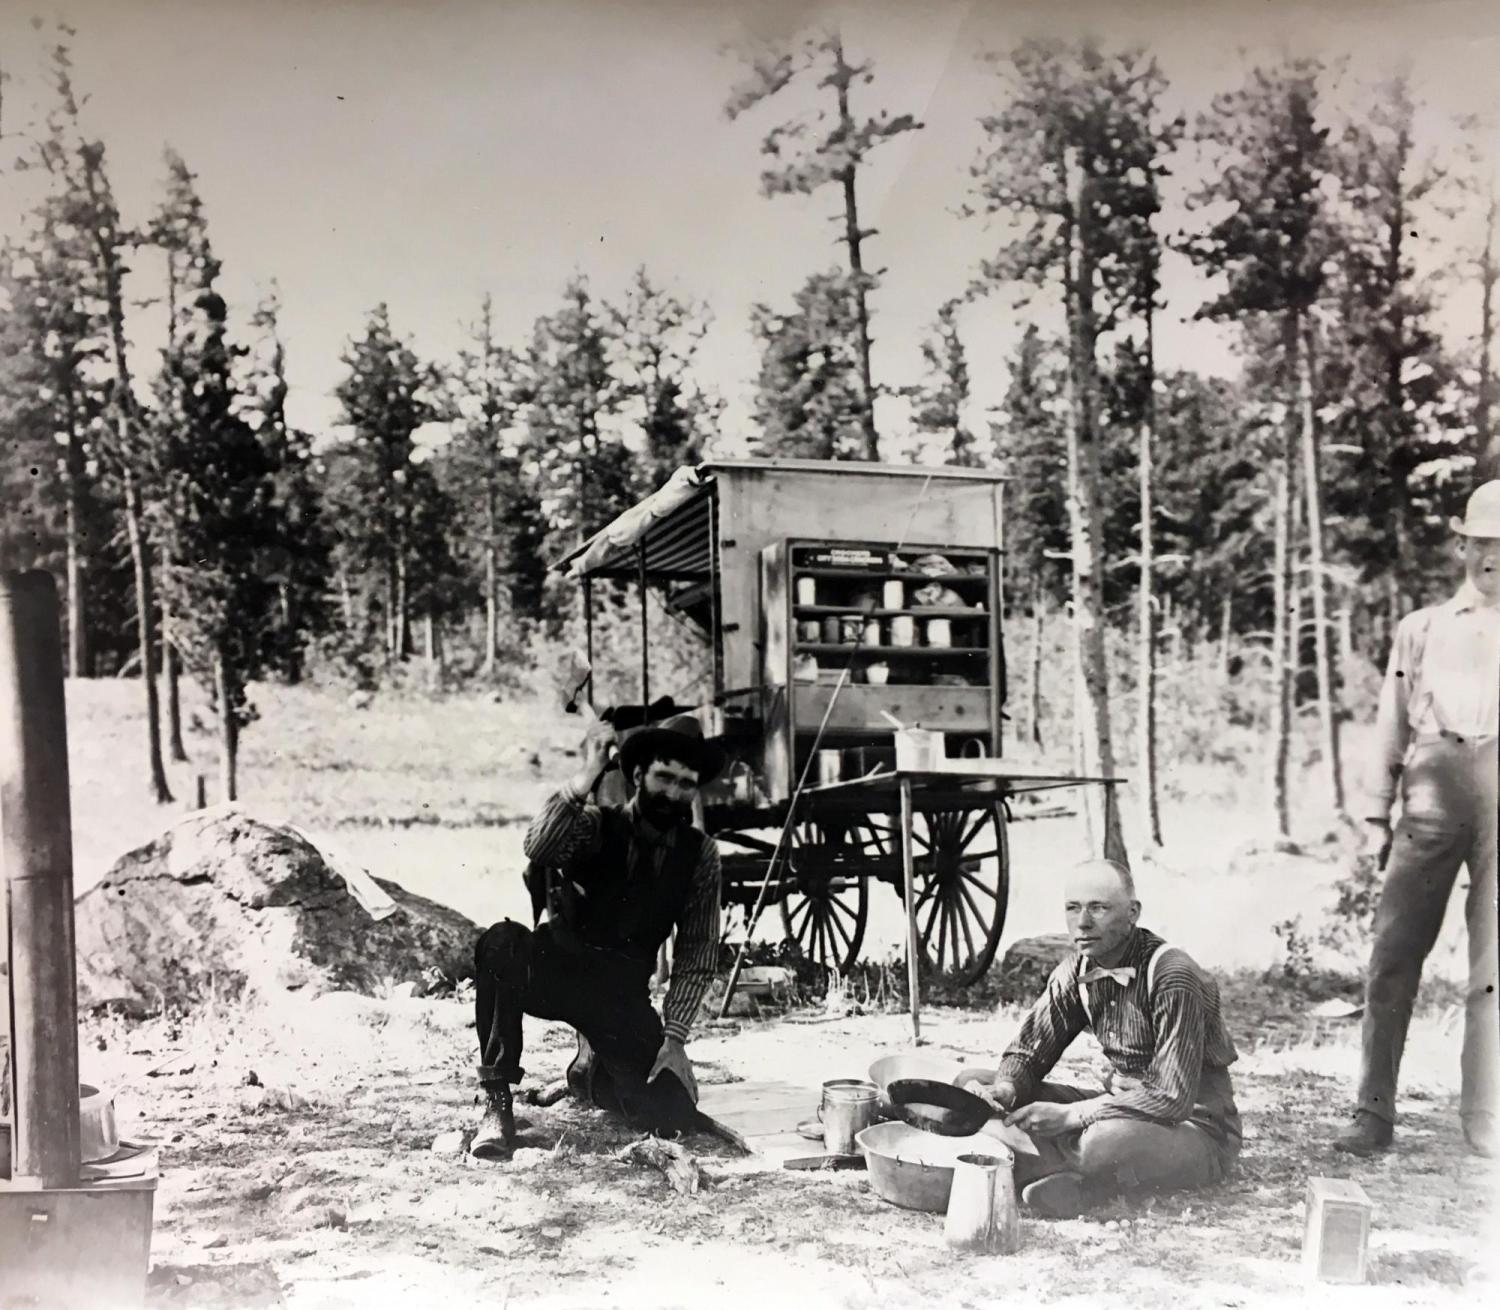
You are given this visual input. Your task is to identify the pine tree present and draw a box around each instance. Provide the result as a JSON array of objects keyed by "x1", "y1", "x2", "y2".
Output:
[
  {"x1": 329, "y1": 305, "x2": 444, "y2": 662},
  {"x1": 1185, "y1": 57, "x2": 1347, "y2": 828},
  {"x1": 968, "y1": 39, "x2": 1174, "y2": 861},
  {"x1": 750, "y1": 268, "x2": 870, "y2": 459},
  {"x1": 243, "y1": 287, "x2": 333, "y2": 683},
  {"x1": 726, "y1": 29, "x2": 922, "y2": 459},
  {"x1": 610, "y1": 267, "x2": 719, "y2": 489},
  {"x1": 906, "y1": 301, "x2": 983, "y2": 467}
]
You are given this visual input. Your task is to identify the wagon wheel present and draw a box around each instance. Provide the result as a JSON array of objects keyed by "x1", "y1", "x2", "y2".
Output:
[
  {"x1": 778, "y1": 819, "x2": 874, "y2": 974},
  {"x1": 890, "y1": 803, "x2": 1011, "y2": 985}
]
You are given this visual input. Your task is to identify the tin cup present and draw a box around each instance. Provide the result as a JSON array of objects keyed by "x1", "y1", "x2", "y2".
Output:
[{"x1": 819, "y1": 1079, "x2": 880, "y2": 1156}]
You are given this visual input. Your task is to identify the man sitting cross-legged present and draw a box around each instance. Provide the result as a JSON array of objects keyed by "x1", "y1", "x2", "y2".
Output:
[{"x1": 968, "y1": 859, "x2": 1243, "y2": 1219}]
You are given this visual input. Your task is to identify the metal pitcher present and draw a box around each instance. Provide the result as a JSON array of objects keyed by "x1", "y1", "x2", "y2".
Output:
[{"x1": 944, "y1": 1150, "x2": 1022, "y2": 1254}]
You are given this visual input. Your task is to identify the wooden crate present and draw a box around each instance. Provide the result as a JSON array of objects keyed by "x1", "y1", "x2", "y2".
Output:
[{"x1": 1302, "y1": 1176, "x2": 1372, "y2": 1283}]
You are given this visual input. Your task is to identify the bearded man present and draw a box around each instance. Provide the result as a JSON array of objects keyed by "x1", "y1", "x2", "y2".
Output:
[{"x1": 468, "y1": 714, "x2": 722, "y2": 1160}]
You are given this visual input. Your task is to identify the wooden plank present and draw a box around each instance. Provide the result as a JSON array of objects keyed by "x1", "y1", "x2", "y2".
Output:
[{"x1": 697, "y1": 1080, "x2": 813, "y2": 1141}]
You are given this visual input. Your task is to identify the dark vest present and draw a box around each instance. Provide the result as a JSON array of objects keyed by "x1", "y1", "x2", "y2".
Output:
[{"x1": 532, "y1": 807, "x2": 703, "y2": 964}]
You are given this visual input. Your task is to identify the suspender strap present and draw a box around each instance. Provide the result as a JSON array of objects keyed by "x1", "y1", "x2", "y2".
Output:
[{"x1": 1079, "y1": 943, "x2": 1174, "y2": 1026}]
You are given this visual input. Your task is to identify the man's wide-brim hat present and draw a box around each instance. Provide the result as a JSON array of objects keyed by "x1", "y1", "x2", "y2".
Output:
[
  {"x1": 1451, "y1": 480, "x2": 1500, "y2": 538},
  {"x1": 618, "y1": 714, "x2": 725, "y2": 785}
]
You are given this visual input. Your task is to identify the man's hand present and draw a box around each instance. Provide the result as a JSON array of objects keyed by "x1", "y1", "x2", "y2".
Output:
[
  {"x1": 1004, "y1": 1101, "x2": 1083, "y2": 1139},
  {"x1": 1361, "y1": 819, "x2": 1393, "y2": 873},
  {"x1": 647, "y1": 1036, "x2": 698, "y2": 1104},
  {"x1": 568, "y1": 718, "x2": 619, "y2": 797},
  {"x1": 962, "y1": 1074, "x2": 1018, "y2": 1115}
]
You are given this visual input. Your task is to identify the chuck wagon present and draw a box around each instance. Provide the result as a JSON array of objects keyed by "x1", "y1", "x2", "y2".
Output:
[{"x1": 553, "y1": 459, "x2": 1115, "y2": 1022}]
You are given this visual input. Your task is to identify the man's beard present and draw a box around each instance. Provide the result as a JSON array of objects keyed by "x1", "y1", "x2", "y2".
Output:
[{"x1": 639, "y1": 790, "x2": 690, "y2": 830}]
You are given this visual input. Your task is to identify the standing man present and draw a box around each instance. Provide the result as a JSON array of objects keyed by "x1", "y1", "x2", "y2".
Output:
[
  {"x1": 469, "y1": 714, "x2": 723, "y2": 1160},
  {"x1": 969, "y1": 859, "x2": 1242, "y2": 1219},
  {"x1": 1336, "y1": 481, "x2": 1500, "y2": 1157}
]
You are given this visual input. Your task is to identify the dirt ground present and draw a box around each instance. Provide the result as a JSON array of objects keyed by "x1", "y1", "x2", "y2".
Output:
[
  {"x1": 21, "y1": 680, "x2": 1498, "y2": 1308},
  {"x1": 80, "y1": 986, "x2": 1495, "y2": 1310}
]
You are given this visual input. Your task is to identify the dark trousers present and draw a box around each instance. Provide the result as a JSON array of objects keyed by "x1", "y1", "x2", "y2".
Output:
[
  {"x1": 1357, "y1": 732, "x2": 1499, "y2": 1125},
  {"x1": 1010, "y1": 1082, "x2": 1228, "y2": 1197},
  {"x1": 473, "y1": 920, "x2": 698, "y2": 1134}
]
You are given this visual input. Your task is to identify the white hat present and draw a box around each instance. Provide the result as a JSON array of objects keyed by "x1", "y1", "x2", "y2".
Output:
[{"x1": 1451, "y1": 481, "x2": 1500, "y2": 538}]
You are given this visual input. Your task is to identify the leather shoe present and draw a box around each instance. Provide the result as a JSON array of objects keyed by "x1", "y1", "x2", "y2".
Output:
[
  {"x1": 1021, "y1": 1171, "x2": 1085, "y2": 1219},
  {"x1": 470, "y1": 1083, "x2": 517, "y2": 1161},
  {"x1": 1463, "y1": 1116, "x2": 1497, "y2": 1158},
  {"x1": 1333, "y1": 1110, "x2": 1392, "y2": 1156}
]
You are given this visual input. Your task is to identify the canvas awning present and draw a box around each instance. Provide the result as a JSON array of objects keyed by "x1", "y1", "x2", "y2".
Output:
[{"x1": 552, "y1": 465, "x2": 715, "y2": 582}]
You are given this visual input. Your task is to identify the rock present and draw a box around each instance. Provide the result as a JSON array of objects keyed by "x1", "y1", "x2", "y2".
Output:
[
  {"x1": 74, "y1": 809, "x2": 480, "y2": 1010},
  {"x1": 510, "y1": 1148, "x2": 551, "y2": 1170},
  {"x1": 202, "y1": 1233, "x2": 229, "y2": 1250},
  {"x1": 431, "y1": 1129, "x2": 466, "y2": 1155},
  {"x1": 996, "y1": 934, "x2": 1074, "y2": 997}
]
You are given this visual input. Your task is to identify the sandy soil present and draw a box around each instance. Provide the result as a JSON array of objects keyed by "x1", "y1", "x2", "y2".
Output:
[{"x1": 77, "y1": 988, "x2": 1495, "y2": 1310}]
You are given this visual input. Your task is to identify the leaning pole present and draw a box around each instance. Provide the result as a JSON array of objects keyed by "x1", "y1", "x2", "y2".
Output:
[{"x1": 0, "y1": 569, "x2": 82, "y2": 1187}]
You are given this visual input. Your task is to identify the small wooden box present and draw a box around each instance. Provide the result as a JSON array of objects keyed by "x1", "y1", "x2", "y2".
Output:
[{"x1": 1302, "y1": 1177, "x2": 1372, "y2": 1283}]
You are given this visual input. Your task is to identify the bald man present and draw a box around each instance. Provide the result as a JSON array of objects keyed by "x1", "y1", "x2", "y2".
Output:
[{"x1": 968, "y1": 860, "x2": 1242, "y2": 1219}]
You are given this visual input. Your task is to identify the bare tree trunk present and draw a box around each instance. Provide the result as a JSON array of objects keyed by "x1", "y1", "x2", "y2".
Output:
[
  {"x1": 61, "y1": 370, "x2": 89, "y2": 678},
  {"x1": 1026, "y1": 579, "x2": 1044, "y2": 750},
  {"x1": 1063, "y1": 149, "x2": 1123, "y2": 865},
  {"x1": 1136, "y1": 311, "x2": 1162, "y2": 848},
  {"x1": 1267, "y1": 451, "x2": 1293, "y2": 839},
  {"x1": 122, "y1": 469, "x2": 173, "y2": 804},
  {"x1": 1480, "y1": 191, "x2": 1497, "y2": 481},
  {"x1": 1297, "y1": 316, "x2": 1345, "y2": 817},
  {"x1": 1219, "y1": 588, "x2": 1233, "y2": 684},
  {"x1": 161, "y1": 549, "x2": 189, "y2": 762},
  {"x1": 395, "y1": 551, "x2": 410, "y2": 660},
  {"x1": 338, "y1": 568, "x2": 354, "y2": 627},
  {"x1": 213, "y1": 644, "x2": 238, "y2": 804},
  {"x1": 831, "y1": 35, "x2": 879, "y2": 462},
  {"x1": 484, "y1": 485, "x2": 500, "y2": 675}
]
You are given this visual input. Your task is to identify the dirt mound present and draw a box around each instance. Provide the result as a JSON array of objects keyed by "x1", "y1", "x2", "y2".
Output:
[{"x1": 74, "y1": 808, "x2": 480, "y2": 1011}]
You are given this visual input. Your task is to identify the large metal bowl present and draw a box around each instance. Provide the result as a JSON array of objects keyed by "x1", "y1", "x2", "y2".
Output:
[{"x1": 856, "y1": 1120, "x2": 1010, "y2": 1213}]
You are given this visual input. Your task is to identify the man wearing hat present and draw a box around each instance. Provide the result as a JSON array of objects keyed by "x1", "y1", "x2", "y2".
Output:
[
  {"x1": 468, "y1": 712, "x2": 724, "y2": 1159},
  {"x1": 1336, "y1": 481, "x2": 1500, "y2": 1157}
]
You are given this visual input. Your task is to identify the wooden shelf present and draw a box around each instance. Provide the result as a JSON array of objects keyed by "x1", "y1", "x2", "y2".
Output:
[
  {"x1": 793, "y1": 567, "x2": 990, "y2": 583},
  {"x1": 794, "y1": 605, "x2": 988, "y2": 618},
  {"x1": 796, "y1": 643, "x2": 988, "y2": 659}
]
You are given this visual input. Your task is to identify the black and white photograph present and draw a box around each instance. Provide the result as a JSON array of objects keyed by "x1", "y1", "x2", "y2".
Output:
[{"x1": 1, "y1": 1, "x2": 1497, "y2": 1306}]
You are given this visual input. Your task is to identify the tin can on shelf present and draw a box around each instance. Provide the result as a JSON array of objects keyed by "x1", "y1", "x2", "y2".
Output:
[
  {"x1": 863, "y1": 619, "x2": 883, "y2": 646},
  {"x1": 798, "y1": 620, "x2": 822, "y2": 643},
  {"x1": 882, "y1": 579, "x2": 905, "y2": 609},
  {"x1": 821, "y1": 616, "x2": 842, "y2": 644},
  {"x1": 890, "y1": 615, "x2": 917, "y2": 648},
  {"x1": 840, "y1": 615, "x2": 864, "y2": 644},
  {"x1": 925, "y1": 618, "x2": 953, "y2": 648},
  {"x1": 796, "y1": 576, "x2": 818, "y2": 606}
]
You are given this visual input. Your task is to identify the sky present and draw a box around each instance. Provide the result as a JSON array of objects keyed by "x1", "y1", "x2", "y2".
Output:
[{"x1": 1, "y1": 0, "x2": 1498, "y2": 456}]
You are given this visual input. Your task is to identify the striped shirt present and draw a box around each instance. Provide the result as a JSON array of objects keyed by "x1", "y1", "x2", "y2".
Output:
[
  {"x1": 523, "y1": 782, "x2": 721, "y2": 1044},
  {"x1": 1367, "y1": 582, "x2": 1500, "y2": 818},
  {"x1": 996, "y1": 927, "x2": 1241, "y2": 1146}
]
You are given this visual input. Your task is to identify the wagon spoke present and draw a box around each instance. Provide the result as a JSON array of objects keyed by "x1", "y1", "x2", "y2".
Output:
[
  {"x1": 961, "y1": 868, "x2": 999, "y2": 900},
  {"x1": 955, "y1": 885, "x2": 980, "y2": 962}
]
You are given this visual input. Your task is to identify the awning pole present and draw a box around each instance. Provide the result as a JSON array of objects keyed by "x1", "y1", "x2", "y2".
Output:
[
  {"x1": 582, "y1": 576, "x2": 595, "y2": 708},
  {"x1": 638, "y1": 543, "x2": 650, "y2": 708},
  {"x1": 708, "y1": 489, "x2": 722, "y2": 700}
]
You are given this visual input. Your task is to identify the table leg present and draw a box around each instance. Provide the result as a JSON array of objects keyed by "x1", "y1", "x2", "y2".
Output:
[{"x1": 900, "y1": 776, "x2": 921, "y2": 1044}]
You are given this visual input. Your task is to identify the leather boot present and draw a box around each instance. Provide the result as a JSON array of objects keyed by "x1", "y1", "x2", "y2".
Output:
[
  {"x1": 1333, "y1": 1110, "x2": 1393, "y2": 1156},
  {"x1": 470, "y1": 1068, "x2": 517, "y2": 1161}
]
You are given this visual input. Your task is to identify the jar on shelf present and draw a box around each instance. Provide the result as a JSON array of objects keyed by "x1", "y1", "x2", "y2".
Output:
[
  {"x1": 796, "y1": 576, "x2": 818, "y2": 606},
  {"x1": 798, "y1": 620, "x2": 822, "y2": 643},
  {"x1": 862, "y1": 619, "x2": 882, "y2": 647},
  {"x1": 890, "y1": 615, "x2": 917, "y2": 648},
  {"x1": 925, "y1": 618, "x2": 953, "y2": 648},
  {"x1": 839, "y1": 615, "x2": 864, "y2": 644},
  {"x1": 820, "y1": 616, "x2": 842, "y2": 644},
  {"x1": 882, "y1": 579, "x2": 905, "y2": 609}
]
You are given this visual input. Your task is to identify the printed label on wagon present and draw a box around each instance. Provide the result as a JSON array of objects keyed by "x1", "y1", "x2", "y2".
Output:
[{"x1": 800, "y1": 548, "x2": 887, "y2": 570}]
